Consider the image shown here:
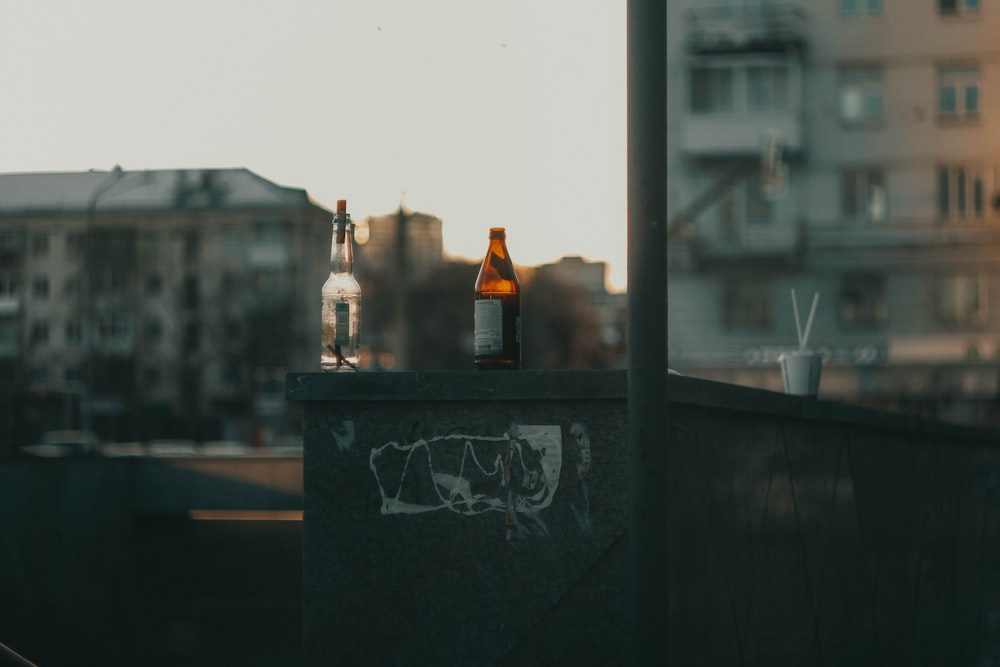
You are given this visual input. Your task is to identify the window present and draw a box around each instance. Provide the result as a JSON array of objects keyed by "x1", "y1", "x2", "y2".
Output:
[
  {"x1": 745, "y1": 181, "x2": 773, "y2": 224},
  {"x1": 719, "y1": 181, "x2": 773, "y2": 234},
  {"x1": 31, "y1": 233, "x2": 49, "y2": 256},
  {"x1": 184, "y1": 276, "x2": 199, "y2": 309},
  {"x1": 97, "y1": 314, "x2": 132, "y2": 346},
  {"x1": 0, "y1": 322, "x2": 17, "y2": 349},
  {"x1": 144, "y1": 320, "x2": 162, "y2": 344},
  {"x1": 183, "y1": 322, "x2": 200, "y2": 353},
  {"x1": 839, "y1": 67, "x2": 883, "y2": 123},
  {"x1": 31, "y1": 321, "x2": 49, "y2": 344},
  {"x1": 939, "y1": 0, "x2": 980, "y2": 16},
  {"x1": 91, "y1": 268, "x2": 131, "y2": 296},
  {"x1": 183, "y1": 230, "x2": 199, "y2": 263},
  {"x1": 222, "y1": 227, "x2": 244, "y2": 251},
  {"x1": 252, "y1": 268, "x2": 287, "y2": 295},
  {"x1": 225, "y1": 319, "x2": 243, "y2": 341},
  {"x1": 938, "y1": 165, "x2": 988, "y2": 219},
  {"x1": 840, "y1": 274, "x2": 886, "y2": 329},
  {"x1": 32, "y1": 276, "x2": 49, "y2": 300},
  {"x1": 65, "y1": 232, "x2": 84, "y2": 257},
  {"x1": 65, "y1": 322, "x2": 82, "y2": 346},
  {"x1": 0, "y1": 275, "x2": 19, "y2": 299},
  {"x1": 840, "y1": 0, "x2": 883, "y2": 16},
  {"x1": 725, "y1": 279, "x2": 773, "y2": 330},
  {"x1": 938, "y1": 66, "x2": 981, "y2": 120},
  {"x1": 691, "y1": 66, "x2": 734, "y2": 113},
  {"x1": 145, "y1": 273, "x2": 163, "y2": 296},
  {"x1": 63, "y1": 275, "x2": 80, "y2": 299},
  {"x1": 937, "y1": 273, "x2": 986, "y2": 325},
  {"x1": 691, "y1": 61, "x2": 794, "y2": 115},
  {"x1": 746, "y1": 65, "x2": 789, "y2": 111},
  {"x1": 841, "y1": 167, "x2": 887, "y2": 221},
  {"x1": 222, "y1": 362, "x2": 242, "y2": 388},
  {"x1": 143, "y1": 367, "x2": 162, "y2": 389}
]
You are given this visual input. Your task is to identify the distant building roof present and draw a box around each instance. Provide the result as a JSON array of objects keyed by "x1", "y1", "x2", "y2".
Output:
[{"x1": 0, "y1": 167, "x2": 326, "y2": 216}]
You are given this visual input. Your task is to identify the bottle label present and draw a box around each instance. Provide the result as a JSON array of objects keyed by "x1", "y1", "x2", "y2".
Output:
[
  {"x1": 335, "y1": 302, "x2": 350, "y2": 346},
  {"x1": 474, "y1": 299, "x2": 503, "y2": 355}
]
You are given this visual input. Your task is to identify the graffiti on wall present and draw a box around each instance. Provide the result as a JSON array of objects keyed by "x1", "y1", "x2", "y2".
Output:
[
  {"x1": 569, "y1": 422, "x2": 593, "y2": 536},
  {"x1": 369, "y1": 424, "x2": 562, "y2": 540}
]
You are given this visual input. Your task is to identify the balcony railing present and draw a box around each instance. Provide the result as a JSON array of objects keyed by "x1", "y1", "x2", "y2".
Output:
[{"x1": 685, "y1": 3, "x2": 807, "y2": 54}]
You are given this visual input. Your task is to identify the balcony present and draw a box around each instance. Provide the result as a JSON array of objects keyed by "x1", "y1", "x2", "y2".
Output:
[
  {"x1": 0, "y1": 295, "x2": 19, "y2": 316},
  {"x1": 247, "y1": 241, "x2": 290, "y2": 268},
  {"x1": 685, "y1": 3, "x2": 807, "y2": 55},
  {"x1": 680, "y1": 54, "x2": 804, "y2": 156},
  {"x1": 681, "y1": 110, "x2": 803, "y2": 156}
]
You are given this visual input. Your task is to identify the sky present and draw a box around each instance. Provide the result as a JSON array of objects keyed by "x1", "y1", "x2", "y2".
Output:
[{"x1": 0, "y1": 0, "x2": 628, "y2": 291}]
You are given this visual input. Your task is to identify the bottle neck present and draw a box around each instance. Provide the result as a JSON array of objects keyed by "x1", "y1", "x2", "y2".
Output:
[{"x1": 330, "y1": 220, "x2": 354, "y2": 274}]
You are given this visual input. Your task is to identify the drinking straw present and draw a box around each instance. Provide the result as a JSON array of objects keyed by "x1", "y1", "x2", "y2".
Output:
[
  {"x1": 802, "y1": 292, "x2": 820, "y2": 350},
  {"x1": 791, "y1": 288, "x2": 803, "y2": 349}
]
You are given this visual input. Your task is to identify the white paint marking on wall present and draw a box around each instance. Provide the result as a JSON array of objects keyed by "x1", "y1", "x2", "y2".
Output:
[
  {"x1": 569, "y1": 422, "x2": 594, "y2": 535},
  {"x1": 369, "y1": 425, "x2": 562, "y2": 518},
  {"x1": 332, "y1": 420, "x2": 356, "y2": 452}
]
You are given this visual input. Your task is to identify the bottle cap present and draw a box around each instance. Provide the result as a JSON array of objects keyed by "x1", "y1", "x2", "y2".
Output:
[{"x1": 337, "y1": 200, "x2": 347, "y2": 214}]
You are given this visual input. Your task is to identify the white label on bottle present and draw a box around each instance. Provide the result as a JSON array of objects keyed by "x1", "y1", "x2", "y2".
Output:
[
  {"x1": 474, "y1": 299, "x2": 503, "y2": 355},
  {"x1": 335, "y1": 302, "x2": 350, "y2": 346}
]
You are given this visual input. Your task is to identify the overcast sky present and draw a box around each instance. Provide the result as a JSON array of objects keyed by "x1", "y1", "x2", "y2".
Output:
[{"x1": 0, "y1": 0, "x2": 627, "y2": 291}]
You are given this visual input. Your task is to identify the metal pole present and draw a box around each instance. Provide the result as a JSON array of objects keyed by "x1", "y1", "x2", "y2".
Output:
[{"x1": 627, "y1": 0, "x2": 667, "y2": 664}]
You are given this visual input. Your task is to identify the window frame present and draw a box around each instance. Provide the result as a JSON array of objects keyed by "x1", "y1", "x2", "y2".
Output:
[
  {"x1": 939, "y1": 0, "x2": 981, "y2": 18},
  {"x1": 690, "y1": 64, "x2": 735, "y2": 114},
  {"x1": 838, "y1": 65, "x2": 884, "y2": 125},
  {"x1": 689, "y1": 57, "x2": 796, "y2": 116},
  {"x1": 31, "y1": 232, "x2": 49, "y2": 257},
  {"x1": 839, "y1": 273, "x2": 887, "y2": 330},
  {"x1": 936, "y1": 272, "x2": 988, "y2": 327},
  {"x1": 30, "y1": 320, "x2": 49, "y2": 345},
  {"x1": 31, "y1": 276, "x2": 50, "y2": 300},
  {"x1": 937, "y1": 164, "x2": 989, "y2": 220},
  {"x1": 724, "y1": 278, "x2": 774, "y2": 331},
  {"x1": 64, "y1": 322, "x2": 82, "y2": 346},
  {"x1": 841, "y1": 166, "x2": 887, "y2": 222},
  {"x1": 938, "y1": 65, "x2": 982, "y2": 122}
]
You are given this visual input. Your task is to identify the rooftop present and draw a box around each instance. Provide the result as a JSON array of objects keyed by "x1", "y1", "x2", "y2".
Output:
[{"x1": 0, "y1": 167, "x2": 324, "y2": 216}]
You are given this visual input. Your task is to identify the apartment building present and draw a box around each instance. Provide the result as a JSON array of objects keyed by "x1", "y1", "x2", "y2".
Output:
[
  {"x1": 667, "y1": 0, "x2": 1000, "y2": 425},
  {"x1": 535, "y1": 255, "x2": 628, "y2": 365},
  {"x1": 0, "y1": 167, "x2": 331, "y2": 448},
  {"x1": 356, "y1": 206, "x2": 445, "y2": 281}
]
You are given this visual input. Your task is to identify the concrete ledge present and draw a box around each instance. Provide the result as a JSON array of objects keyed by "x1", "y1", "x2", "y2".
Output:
[{"x1": 286, "y1": 369, "x2": 628, "y2": 402}]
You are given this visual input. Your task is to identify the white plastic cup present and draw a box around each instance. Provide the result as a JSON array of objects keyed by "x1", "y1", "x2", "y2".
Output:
[{"x1": 778, "y1": 350, "x2": 822, "y2": 398}]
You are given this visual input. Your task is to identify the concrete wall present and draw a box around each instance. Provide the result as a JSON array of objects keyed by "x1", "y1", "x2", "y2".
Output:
[
  {"x1": 290, "y1": 370, "x2": 629, "y2": 666},
  {"x1": 293, "y1": 369, "x2": 1000, "y2": 665}
]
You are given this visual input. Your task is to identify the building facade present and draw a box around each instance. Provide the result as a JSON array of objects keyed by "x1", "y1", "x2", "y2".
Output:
[
  {"x1": 667, "y1": 0, "x2": 1000, "y2": 425},
  {"x1": 0, "y1": 167, "x2": 331, "y2": 450}
]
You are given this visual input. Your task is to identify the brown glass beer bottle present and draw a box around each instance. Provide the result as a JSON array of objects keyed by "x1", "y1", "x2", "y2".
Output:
[{"x1": 474, "y1": 227, "x2": 520, "y2": 370}]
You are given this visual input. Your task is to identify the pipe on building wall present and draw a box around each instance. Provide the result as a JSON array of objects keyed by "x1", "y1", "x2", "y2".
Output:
[{"x1": 627, "y1": 0, "x2": 667, "y2": 663}]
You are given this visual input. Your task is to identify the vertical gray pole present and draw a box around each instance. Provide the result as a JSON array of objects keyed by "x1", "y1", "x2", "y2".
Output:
[{"x1": 627, "y1": 0, "x2": 667, "y2": 664}]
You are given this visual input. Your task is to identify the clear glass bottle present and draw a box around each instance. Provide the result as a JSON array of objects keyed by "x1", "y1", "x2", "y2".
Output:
[
  {"x1": 321, "y1": 199, "x2": 361, "y2": 371},
  {"x1": 474, "y1": 227, "x2": 520, "y2": 370}
]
